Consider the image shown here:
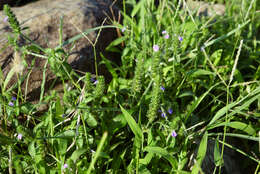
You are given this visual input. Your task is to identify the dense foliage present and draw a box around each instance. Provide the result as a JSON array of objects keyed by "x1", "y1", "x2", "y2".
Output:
[{"x1": 0, "y1": 0, "x2": 259, "y2": 173}]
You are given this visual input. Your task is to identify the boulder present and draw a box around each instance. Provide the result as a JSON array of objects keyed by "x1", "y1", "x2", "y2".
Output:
[
  {"x1": 184, "y1": 0, "x2": 225, "y2": 17},
  {"x1": 0, "y1": 0, "x2": 119, "y2": 103}
]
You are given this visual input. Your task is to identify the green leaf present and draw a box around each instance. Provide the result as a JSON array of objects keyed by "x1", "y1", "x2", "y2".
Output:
[
  {"x1": 131, "y1": 0, "x2": 145, "y2": 17},
  {"x1": 197, "y1": 131, "x2": 208, "y2": 162},
  {"x1": 55, "y1": 130, "x2": 75, "y2": 139},
  {"x1": 189, "y1": 69, "x2": 215, "y2": 77},
  {"x1": 86, "y1": 113, "x2": 98, "y2": 128},
  {"x1": 28, "y1": 141, "x2": 36, "y2": 158},
  {"x1": 192, "y1": 131, "x2": 208, "y2": 174},
  {"x1": 87, "y1": 132, "x2": 108, "y2": 174},
  {"x1": 100, "y1": 53, "x2": 118, "y2": 79},
  {"x1": 55, "y1": 97, "x2": 63, "y2": 117},
  {"x1": 3, "y1": 66, "x2": 15, "y2": 91},
  {"x1": 70, "y1": 148, "x2": 87, "y2": 162},
  {"x1": 57, "y1": 138, "x2": 68, "y2": 156},
  {"x1": 119, "y1": 105, "x2": 143, "y2": 147},
  {"x1": 209, "y1": 86, "x2": 260, "y2": 126},
  {"x1": 138, "y1": 164, "x2": 151, "y2": 174},
  {"x1": 209, "y1": 121, "x2": 256, "y2": 135},
  {"x1": 111, "y1": 113, "x2": 127, "y2": 134},
  {"x1": 106, "y1": 36, "x2": 127, "y2": 52},
  {"x1": 139, "y1": 152, "x2": 154, "y2": 165},
  {"x1": 143, "y1": 146, "x2": 177, "y2": 169},
  {"x1": 211, "y1": 49, "x2": 223, "y2": 66},
  {"x1": 214, "y1": 138, "x2": 222, "y2": 167}
]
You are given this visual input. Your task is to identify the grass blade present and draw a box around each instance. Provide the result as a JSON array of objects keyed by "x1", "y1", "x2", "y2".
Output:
[
  {"x1": 86, "y1": 131, "x2": 108, "y2": 174},
  {"x1": 204, "y1": 20, "x2": 250, "y2": 48},
  {"x1": 120, "y1": 105, "x2": 143, "y2": 146}
]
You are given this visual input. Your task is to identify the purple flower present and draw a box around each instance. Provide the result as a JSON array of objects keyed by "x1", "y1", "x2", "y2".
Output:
[
  {"x1": 91, "y1": 77, "x2": 98, "y2": 85},
  {"x1": 160, "y1": 86, "x2": 165, "y2": 91},
  {"x1": 161, "y1": 112, "x2": 166, "y2": 118},
  {"x1": 178, "y1": 36, "x2": 183, "y2": 42},
  {"x1": 63, "y1": 163, "x2": 68, "y2": 169},
  {"x1": 17, "y1": 133, "x2": 22, "y2": 140},
  {"x1": 12, "y1": 96, "x2": 16, "y2": 101},
  {"x1": 171, "y1": 130, "x2": 177, "y2": 137},
  {"x1": 168, "y1": 108, "x2": 173, "y2": 114},
  {"x1": 153, "y1": 45, "x2": 159, "y2": 52},
  {"x1": 164, "y1": 34, "x2": 169, "y2": 39},
  {"x1": 8, "y1": 102, "x2": 14, "y2": 107},
  {"x1": 3, "y1": 16, "x2": 8, "y2": 23},
  {"x1": 162, "y1": 30, "x2": 167, "y2": 35},
  {"x1": 121, "y1": 27, "x2": 126, "y2": 33},
  {"x1": 158, "y1": 109, "x2": 162, "y2": 113}
]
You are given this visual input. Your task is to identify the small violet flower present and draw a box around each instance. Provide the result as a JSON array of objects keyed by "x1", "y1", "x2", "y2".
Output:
[
  {"x1": 63, "y1": 163, "x2": 68, "y2": 169},
  {"x1": 160, "y1": 86, "x2": 165, "y2": 91},
  {"x1": 171, "y1": 130, "x2": 177, "y2": 138},
  {"x1": 178, "y1": 36, "x2": 183, "y2": 42},
  {"x1": 91, "y1": 77, "x2": 98, "y2": 84},
  {"x1": 121, "y1": 27, "x2": 126, "y2": 33},
  {"x1": 3, "y1": 16, "x2": 8, "y2": 23},
  {"x1": 164, "y1": 34, "x2": 169, "y2": 39},
  {"x1": 168, "y1": 108, "x2": 173, "y2": 115},
  {"x1": 153, "y1": 45, "x2": 159, "y2": 52},
  {"x1": 12, "y1": 96, "x2": 16, "y2": 101},
  {"x1": 200, "y1": 46, "x2": 205, "y2": 52},
  {"x1": 17, "y1": 133, "x2": 22, "y2": 140},
  {"x1": 8, "y1": 102, "x2": 14, "y2": 107},
  {"x1": 161, "y1": 112, "x2": 167, "y2": 118},
  {"x1": 162, "y1": 30, "x2": 167, "y2": 35}
]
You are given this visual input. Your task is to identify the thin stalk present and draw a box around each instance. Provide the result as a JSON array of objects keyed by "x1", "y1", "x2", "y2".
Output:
[{"x1": 86, "y1": 132, "x2": 108, "y2": 174}]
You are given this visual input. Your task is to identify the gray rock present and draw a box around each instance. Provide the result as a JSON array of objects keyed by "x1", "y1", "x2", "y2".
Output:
[
  {"x1": 0, "y1": 0, "x2": 119, "y2": 103},
  {"x1": 184, "y1": 0, "x2": 225, "y2": 17}
]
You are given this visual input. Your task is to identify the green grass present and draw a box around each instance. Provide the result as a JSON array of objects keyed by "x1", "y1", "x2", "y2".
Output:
[{"x1": 0, "y1": 0, "x2": 260, "y2": 173}]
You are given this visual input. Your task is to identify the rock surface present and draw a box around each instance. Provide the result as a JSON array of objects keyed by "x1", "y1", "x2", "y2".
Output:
[
  {"x1": 0, "y1": 0, "x2": 119, "y2": 102},
  {"x1": 185, "y1": 0, "x2": 225, "y2": 17}
]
